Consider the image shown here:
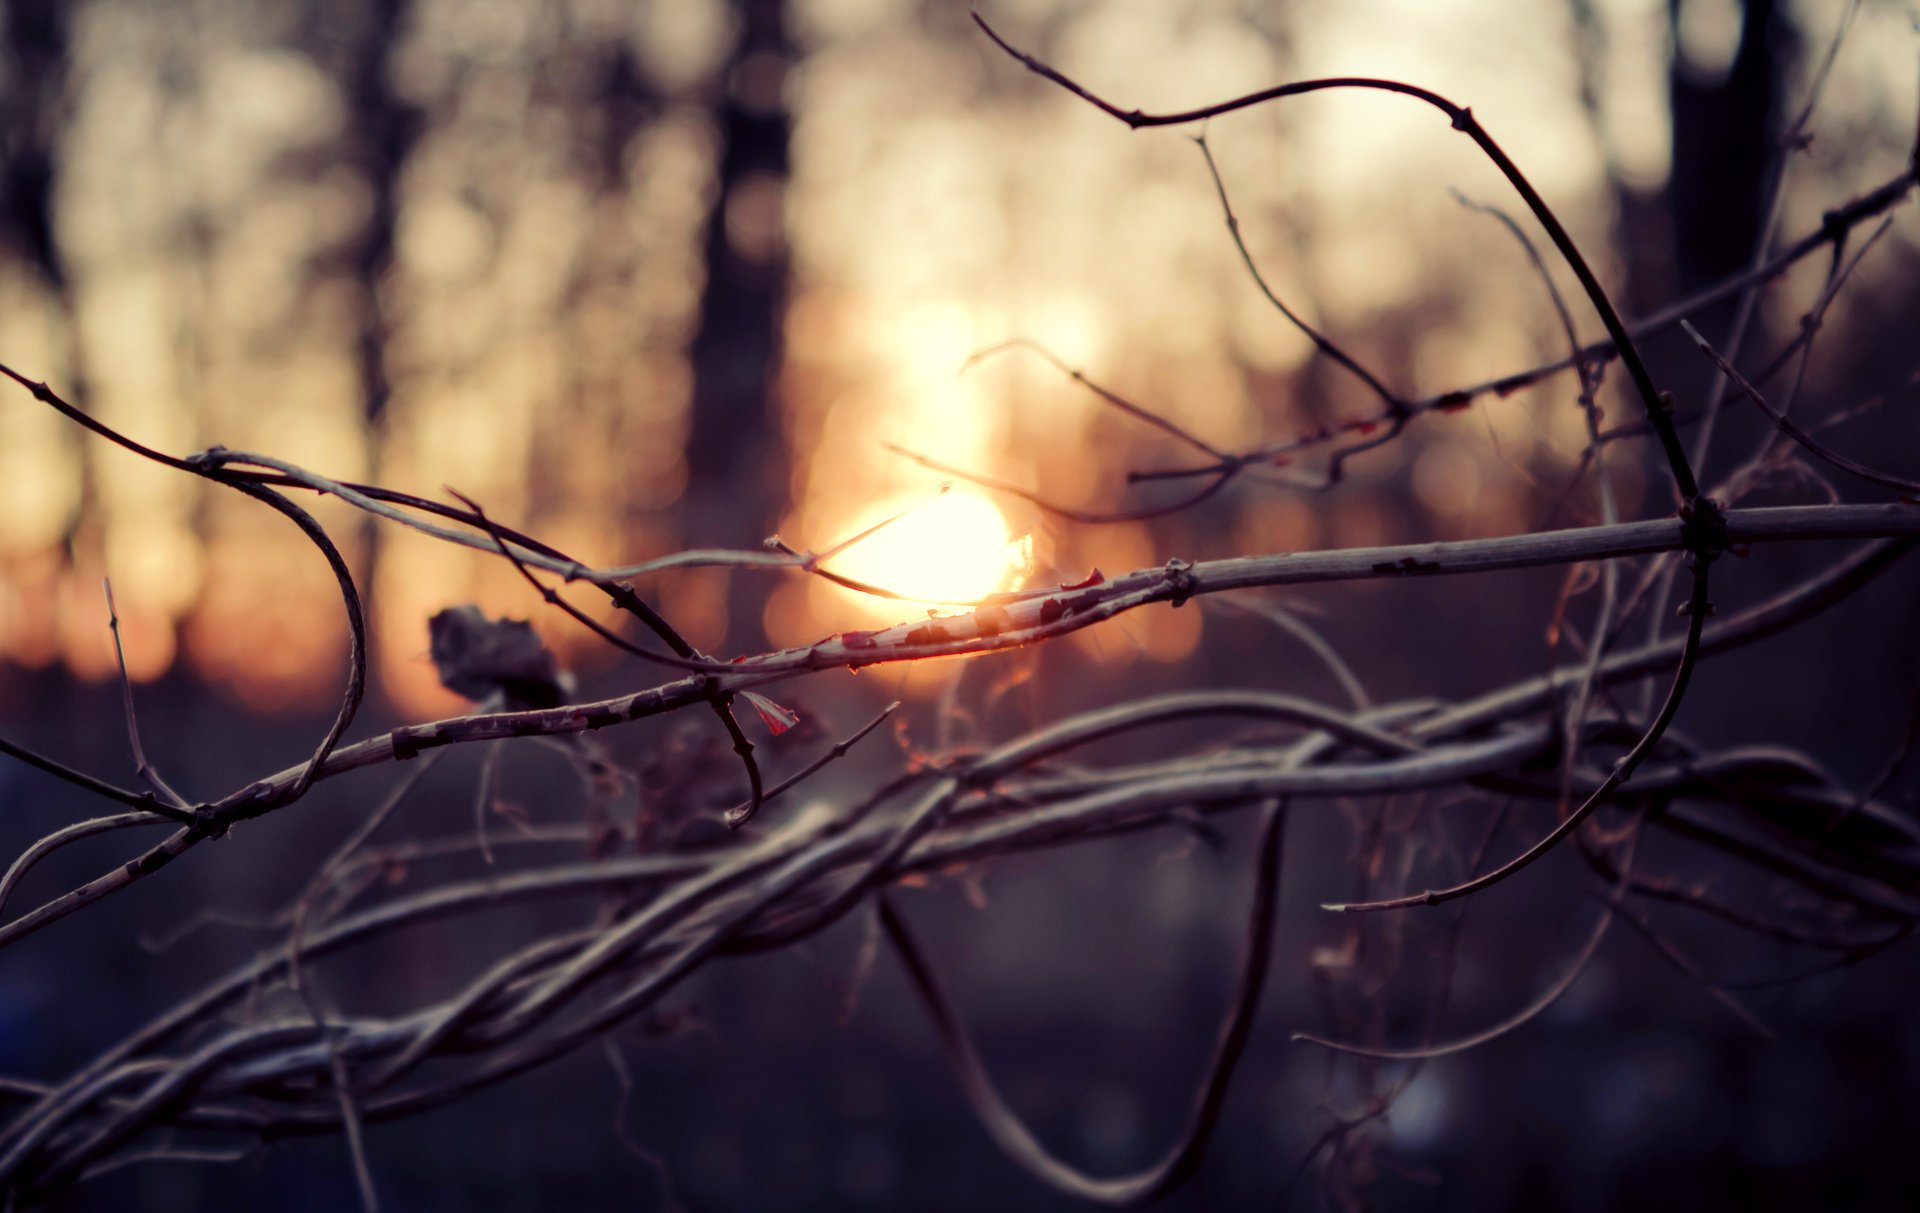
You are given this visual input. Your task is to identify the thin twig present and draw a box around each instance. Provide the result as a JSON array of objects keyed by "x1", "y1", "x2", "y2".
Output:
[
  {"x1": 1194, "y1": 132, "x2": 1402, "y2": 409},
  {"x1": 961, "y1": 339, "x2": 1226, "y2": 459},
  {"x1": 969, "y1": 9, "x2": 1699, "y2": 502},
  {"x1": 880, "y1": 798, "x2": 1289, "y2": 1204},
  {"x1": 102, "y1": 580, "x2": 190, "y2": 812},
  {"x1": 1296, "y1": 827, "x2": 1640, "y2": 1060},
  {"x1": 1328, "y1": 562, "x2": 1711, "y2": 912},
  {"x1": 1682, "y1": 320, "x2": 1920, "y2": 496}
]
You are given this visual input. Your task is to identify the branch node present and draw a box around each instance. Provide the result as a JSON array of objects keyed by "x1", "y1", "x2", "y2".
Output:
[
  {"x1": 1677, "y1": 495, "x2": 1731, "y2": 563},
  {"x1": 1162, "y1": 558, "x2": 1198, "y2": 607},
  {"x1": 1820, "y1": 206, "x2": 1852, "y2": 246},
  {"x1": 191, "y1": 805, "x2": 229, "y2": 839}
]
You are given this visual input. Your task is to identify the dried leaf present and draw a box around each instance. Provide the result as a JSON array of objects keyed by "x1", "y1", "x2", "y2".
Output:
[
  {"x1": 428, "y1": 606, "x2": 569, "y2": 707},
  {"x1": 739, "y1": 690, "x2": 800, "y2": 736}
]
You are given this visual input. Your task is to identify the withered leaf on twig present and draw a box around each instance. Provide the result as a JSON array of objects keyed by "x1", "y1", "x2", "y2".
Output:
[{"x1": 428, "y1": 605, "x2": 572, "y2": 708}]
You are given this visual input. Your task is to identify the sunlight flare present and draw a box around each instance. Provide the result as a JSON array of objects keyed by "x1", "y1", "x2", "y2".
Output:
[{"x1": 824, "y1": 489, "x2": 1030, "y2": 614}]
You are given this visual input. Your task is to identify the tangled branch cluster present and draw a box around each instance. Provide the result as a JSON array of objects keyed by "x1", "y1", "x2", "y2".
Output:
[{"x1": 2, "y1": 11, "x2": 1918, "y2": 1207}]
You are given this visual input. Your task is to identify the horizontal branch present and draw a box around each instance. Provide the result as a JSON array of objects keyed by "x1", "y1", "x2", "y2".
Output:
[
  {"x1": 226, "y1": 503, "x2": 1920, "y2": 771},
  {"x1": 7, "y1": 525, "x2": 1914, "y2": 1184},
  {"x1": 3, "y1": 503, "x2": 1914, "y2": 954}
]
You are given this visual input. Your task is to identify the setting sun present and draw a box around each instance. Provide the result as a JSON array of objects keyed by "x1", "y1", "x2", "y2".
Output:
[{"x1": 822, "y1": 489, "x2": 1030, "y2": 614}]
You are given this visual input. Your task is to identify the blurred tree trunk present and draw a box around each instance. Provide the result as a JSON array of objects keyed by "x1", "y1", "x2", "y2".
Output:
[
  {"x1": 2, "y1": 0, "x2": 94, "y2": 556},
  {"x1": 1666, "y1": 0, "x2": 1794, "y2": 293},
  {"x1": 1, "y1": 0, "x2": 68, "y2": 293},
  {"x1": 680, "y1": 0, "x2": 794, "y2": 651},
  {"x1": 309, "y1": 0, "x2": 419, "y2": 593},
  {"x1": 1568, "y1": 0, "x2": 1796, "y2": 316},
  {"x1": 1663, "y1": 0, "x2": 1797, "y2": 481},
  {"x1": 1570, "y1": 0, "x2": 1797, "y2": 496},
  {"x1": 316, "y1": 0, "x2": 419, "y2": 433}
]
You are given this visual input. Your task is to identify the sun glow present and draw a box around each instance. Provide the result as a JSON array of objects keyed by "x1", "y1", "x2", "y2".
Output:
[{"x1": 823, "y1": 489, "x2": 1030, "y2": 615}]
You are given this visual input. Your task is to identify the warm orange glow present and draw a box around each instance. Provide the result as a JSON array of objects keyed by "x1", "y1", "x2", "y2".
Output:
[
  {"x1": 1054, "y1": 522, "x2": 1206, "y2": 664},
  {"x1": 182, "y1": 535, "x2": 353, "y2": 711},
  {"x1": 3, "y1": 0, "x2": 1908, "y2": 711},
  {"x1": 822, "y1": 490, "x2": 1030, "y2": 617}
]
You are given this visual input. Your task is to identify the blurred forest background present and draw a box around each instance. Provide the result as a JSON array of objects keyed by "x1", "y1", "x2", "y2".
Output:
[{"x1": 2, "y1": 0, "x2": 1919, "y2": 1209}]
